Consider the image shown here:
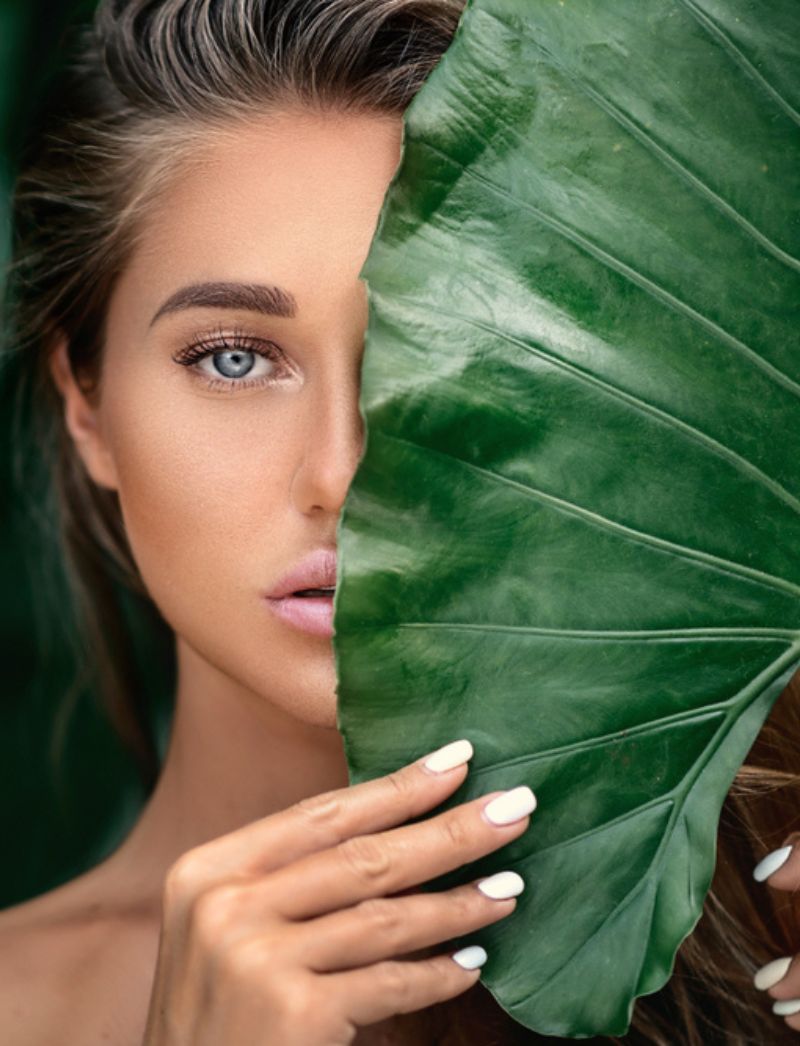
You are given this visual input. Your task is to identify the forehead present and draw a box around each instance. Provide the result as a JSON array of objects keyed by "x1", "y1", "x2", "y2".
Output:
[{"x1": 120, "y1": 108, "x2": 404, "y2": 316}]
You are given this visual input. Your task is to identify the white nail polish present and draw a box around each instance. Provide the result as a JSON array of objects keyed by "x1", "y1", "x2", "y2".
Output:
[
  {"x1": 753, "y1": 845, "x2": 793, "y2": 882},
  {"x1": 477, "y1": 871, "x2": 525, "y2": 899},
  {"x1": 773, "y1": 998, "x2": 800, "y2": 1016},
  {"x1": 423, "y1": 739, "x2": 474, "y2": 773},
  {"x1": 483, "y1": 786, "x2": 537, "y2": 826},
  {"x1": 452, "y1": 944, "x2": 487, "y2": 970},
  {"x1": 754, "y1": 955, "x2": 793, "y2": 991}
]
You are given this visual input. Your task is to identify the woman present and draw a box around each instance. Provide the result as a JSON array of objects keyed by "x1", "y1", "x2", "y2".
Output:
[{"x1": 1, "y1": 1, "x2": 800, "y2": 1043}]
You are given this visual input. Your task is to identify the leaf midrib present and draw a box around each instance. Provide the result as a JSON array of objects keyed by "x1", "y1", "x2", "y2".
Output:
[{"x1": 504, "y1": 641, "x2": 800, "y2": 1009}]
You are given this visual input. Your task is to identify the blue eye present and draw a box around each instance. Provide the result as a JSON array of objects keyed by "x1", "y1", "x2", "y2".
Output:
[
  {"x1": 173, "y1": 328, "x2": 291, "y2": 391},
  {"x1": 209, "y1": 348, "x2": 257, "y2": 379}
]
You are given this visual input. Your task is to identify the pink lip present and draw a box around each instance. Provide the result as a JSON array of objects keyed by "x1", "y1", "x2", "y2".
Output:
[
  {"x1": 264, "y1": 593, "x2": 334, "y2": 638},
  {"x1": 265, "y1": 547, "x2": 338, "y2": 598},
  {"x1": 263, "y1": 547, "x2": 338, "y2": 638}
]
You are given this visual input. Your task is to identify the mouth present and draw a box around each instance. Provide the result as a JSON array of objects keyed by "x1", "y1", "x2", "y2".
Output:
[{"x1": 264, "y1": 588, "x2": 336, "y2": 637}]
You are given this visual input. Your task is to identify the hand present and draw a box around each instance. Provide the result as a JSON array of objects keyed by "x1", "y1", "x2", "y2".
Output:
[
  {"x1": 141, "y1": 738, "x2": 536, "y2": 1045},
  {"x1": 752, "y1": 835, "x2": 800, "y2": 1030}
]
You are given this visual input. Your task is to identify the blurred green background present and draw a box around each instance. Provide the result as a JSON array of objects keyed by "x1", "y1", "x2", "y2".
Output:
[{"x1": 0, "y1": 0, "x2": 172, "y2": 909}]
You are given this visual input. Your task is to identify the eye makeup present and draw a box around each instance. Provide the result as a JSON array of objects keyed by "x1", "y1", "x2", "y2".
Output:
[{"x1": 171, "y1": 323, "x2": 296, "y2": 392}]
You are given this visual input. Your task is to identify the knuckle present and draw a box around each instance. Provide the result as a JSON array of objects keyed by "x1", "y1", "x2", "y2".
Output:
[
  {"x1": 299, "y1": 994, "x2": 351, "y2": 1044},
  {"x1": 441, "y1": 813, "x2": 472, "y2": 851},
  {"x1": 295, "y1": 791, "x2": 344, "y2": 832},
  {"x1": 384, "y1": 768, "x2": 414, "y2": 803},
  {"x1": 450, "y1": 887, "x2": 481, "y2": 923},
  {"x1": 218, "y1": 935, "x2": 264, "y2": 981},
  {"x1": 338, "y1": 834, "x2": 393, "y2": 885},
  {"x1": 273, "y1": 975, "x2": 317, "y2": 1023},
  {"x1": 357, "y1": 897, "x2": 404, "y2": 943},
  {"x1": 377, "y1": 960, "x2": 412, "y2": 1008},
  {"x1": 190, "y1": 881, "x2": 243, "y2": 941},
  {"x1": 164, "y1": 850, "x2": 206, "y2": 898}
]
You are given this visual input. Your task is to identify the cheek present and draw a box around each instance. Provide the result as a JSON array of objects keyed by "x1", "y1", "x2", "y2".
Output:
[
  {"x1": 101, "y1": 375, "x2": 294, "y2": 626},
  {"x1": 95, "y1": 359, "x2": 338, "y2": 726}
]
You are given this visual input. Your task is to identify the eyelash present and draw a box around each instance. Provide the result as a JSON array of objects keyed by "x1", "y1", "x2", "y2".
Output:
[{"x1": 172, "y1": 325, "x2": 291, "y2": 392}]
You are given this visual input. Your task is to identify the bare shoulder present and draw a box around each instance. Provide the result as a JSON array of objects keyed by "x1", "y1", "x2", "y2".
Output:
[
  {"x1": 0, "y1": 884, "x2": 81, "y2": 1044},
  {"x1": 0, "y1": 871, "x2": 161, "y2": 1046}
]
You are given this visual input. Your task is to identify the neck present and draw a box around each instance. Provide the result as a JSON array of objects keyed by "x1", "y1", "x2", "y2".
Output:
[{"x1": 96, "y1": 633, "x2": 351, "y2": 908}]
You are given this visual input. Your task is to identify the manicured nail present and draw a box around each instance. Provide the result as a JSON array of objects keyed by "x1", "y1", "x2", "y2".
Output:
[
  {"x1": 773, "y1": 998, "x2": 800, "y2": 1016},
  {"x1": 754, "y1": 956, "x2": 793, "y2": 991},
  {"x1": 483, "y1": 786, "x2": 537, "y2": 826},
  {"x1": 422, "y1": 739, "x2": 474, "y2": 773},
  {"x1": 452, "y1": 944, "x2": 487, "y2": 970},
  {"x1": 477, "y1": 870, "x2": 525, "y2": 899},
  {"x1": 754, "y1": 845, "x2": 793, "y2": 882}
]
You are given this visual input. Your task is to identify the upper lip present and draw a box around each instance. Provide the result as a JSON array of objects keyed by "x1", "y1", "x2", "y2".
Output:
[{"x1": 265, "y1": 547, "x2": 338, "y2": 598}]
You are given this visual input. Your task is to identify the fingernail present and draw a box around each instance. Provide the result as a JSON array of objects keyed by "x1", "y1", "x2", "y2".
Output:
[
  {"x1": 422, "y1": 739, "x2": 474, "y2": 774},
  {"x1": 477, "y1": 870, "x2": 525, "y2": 899},
  {"x1": 451, "y1": 944, "x2": 487, "y2": 970},
  {"x1": 773, "y1": 998, "x2": 800, "y2": 1016},
  {"x1": 754, "y1": 956, "x2": 793, "y2": 991},
  {"x1": 483, "y1": 786, "x2": 537, "y2": 826},
  {"x1": 754, "y1": 845, "x2": 793, "y2": 882}
]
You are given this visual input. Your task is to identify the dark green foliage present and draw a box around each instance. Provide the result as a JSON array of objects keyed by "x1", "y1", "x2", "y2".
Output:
[{"x1": 335, "y1": 0, "x2": 800, "y2": 1034}]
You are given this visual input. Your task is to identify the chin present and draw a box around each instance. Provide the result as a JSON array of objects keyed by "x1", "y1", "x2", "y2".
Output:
[
  {"x1": 260, "y1": 684, "x2": 338, "y2": 729},
  {"x1": 309, "y1": 703, "x2": 341, "y2": 730},
  {"x1": 255, "y1": 673, "x2": 341, "y2": 732}
]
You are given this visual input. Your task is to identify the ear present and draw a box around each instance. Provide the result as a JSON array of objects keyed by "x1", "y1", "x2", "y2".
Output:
[{"x1": 48, "y1": 335, "x2": 120, "y2": 492}]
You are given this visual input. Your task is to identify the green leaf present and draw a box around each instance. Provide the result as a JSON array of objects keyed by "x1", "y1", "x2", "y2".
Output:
[{"x1": 333, "y1": 0, "x2": 800, "y2": 1036}]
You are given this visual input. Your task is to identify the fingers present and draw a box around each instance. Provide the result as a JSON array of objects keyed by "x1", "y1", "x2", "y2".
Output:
[
  {"x1": 264, "y1": 785, "x2": 536, "y2": 920},
  {"x1": 752, "y1": 834, "x2": 800, "y2": 1032},
  {"x1": 322, "y1": 950, "x2": 486, "y2": 1028},
  {"x1": 754, "y1": 954, "x2": 800, "y2": 1031},
  {"x1": 285, "y1": 872, "x2": 524, "y2": 972},
  {"x1": 192, "y1": 738, "x2": 477, "y2": 880}
]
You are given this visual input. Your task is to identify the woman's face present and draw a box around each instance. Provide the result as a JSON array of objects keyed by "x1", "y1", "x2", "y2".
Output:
[{"x1": 55, "y1": 108, "x2": 404, "y2": 729}]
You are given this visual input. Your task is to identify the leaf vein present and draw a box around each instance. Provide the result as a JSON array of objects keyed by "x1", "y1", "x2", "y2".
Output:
[
  {"x1": 377, "y1": 430, "x2": 800, "y2": 600},
  {"x1": 474, "y1": 709, "x2": 729, "y2": 776},
  {"x1": 673, "y1": 0, "x2": 800, "y2": 126},
  {"x1": 406, "y1": 300, "x2": 800, "y2": 516},
  {"x1": 383, "y1": 622, "x2": 800, "y2": 642},
  {"x1": 506, "y1": 21, "x2": 800, "y2": 271},
  {"x1": 420, "y1": 140, "x2": 800, "y2": 402},
  {"x1": 509, "y1": 643, "x2": 800, "y2": 1006}
]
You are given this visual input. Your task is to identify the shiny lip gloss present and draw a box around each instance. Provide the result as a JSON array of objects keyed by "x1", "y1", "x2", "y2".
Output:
[{"x1": 264, "y1": 592, "x2": 334, "y2": 637}]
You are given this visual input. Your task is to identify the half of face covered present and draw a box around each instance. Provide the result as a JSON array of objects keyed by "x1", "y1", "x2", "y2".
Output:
[{"x1": 49, "y1": 108, "x2": 404, "y2": 728}]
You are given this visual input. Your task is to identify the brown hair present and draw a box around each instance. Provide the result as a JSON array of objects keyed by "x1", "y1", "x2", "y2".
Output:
[{"x1": 3, "y1": 1, "x2": 799, "y2": 1042}]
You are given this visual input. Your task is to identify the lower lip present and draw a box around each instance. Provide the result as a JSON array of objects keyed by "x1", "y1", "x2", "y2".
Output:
[{"x1": 264, "y1": 594, "x2": 335, "y2": 637}]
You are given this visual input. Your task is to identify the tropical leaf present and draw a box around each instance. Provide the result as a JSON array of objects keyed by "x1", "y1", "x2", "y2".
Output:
[{"x1": 333, "y1": 0, "x2": 800, "y2": 1036}]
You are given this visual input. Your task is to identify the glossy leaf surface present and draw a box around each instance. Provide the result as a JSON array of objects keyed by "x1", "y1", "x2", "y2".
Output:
[{"x1": 334, "y1": 0, "x2": 800, "y2": 1035}]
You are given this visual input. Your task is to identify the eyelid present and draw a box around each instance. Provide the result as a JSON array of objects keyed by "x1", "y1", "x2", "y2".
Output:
[
  {"x1": 171, "y1": 324, "x2": 297, "y2": 391},
  {"x1": 172, "y1": 322, "x2": 277, "y2": 359}
]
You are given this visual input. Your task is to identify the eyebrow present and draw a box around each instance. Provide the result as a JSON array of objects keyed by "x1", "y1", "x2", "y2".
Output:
[{"x1": 149, "y1": 281, "x2": 298, "y2": 327}]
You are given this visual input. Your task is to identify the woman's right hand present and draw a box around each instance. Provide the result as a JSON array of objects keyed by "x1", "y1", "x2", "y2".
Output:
[{"x1": 141, "y1": 738, "x2": 536, "y2": 1046}]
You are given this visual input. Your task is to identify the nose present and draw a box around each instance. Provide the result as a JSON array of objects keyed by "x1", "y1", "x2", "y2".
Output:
[{"x1": 290, "y1": 356, "x2": 366, "y2": 518}]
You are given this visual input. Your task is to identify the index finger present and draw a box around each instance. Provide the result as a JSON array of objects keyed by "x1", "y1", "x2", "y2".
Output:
[{"x1": 197, "y1": 738, "x2": 477, "y2": 879}]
